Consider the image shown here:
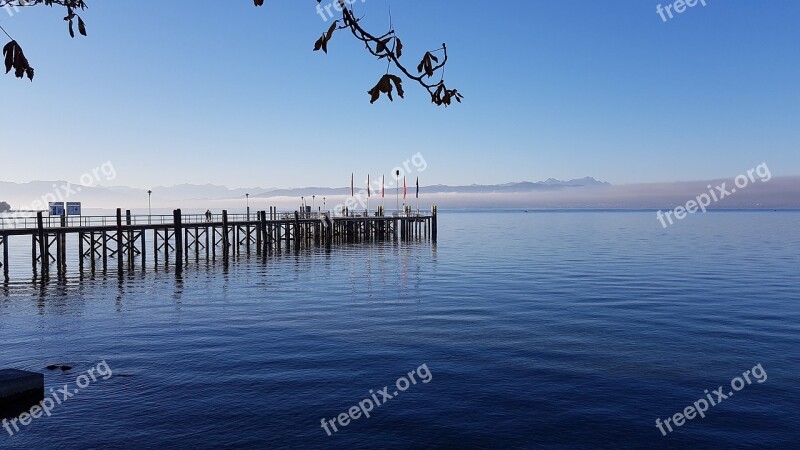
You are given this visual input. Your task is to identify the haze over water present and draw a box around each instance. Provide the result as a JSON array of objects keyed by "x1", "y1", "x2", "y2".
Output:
[{"x1": 2, "y1": 211, "x2": 798, "y2": 447}]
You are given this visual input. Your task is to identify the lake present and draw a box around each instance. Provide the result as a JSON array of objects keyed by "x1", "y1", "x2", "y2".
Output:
[{"x1": 1, "y1": 211, "x2": 799, "y2": 448}]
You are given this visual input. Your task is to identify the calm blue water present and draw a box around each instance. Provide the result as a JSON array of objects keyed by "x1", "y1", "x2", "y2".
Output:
[{"x1": 1, "y1": 211, "x2": 799, "y2": 448}]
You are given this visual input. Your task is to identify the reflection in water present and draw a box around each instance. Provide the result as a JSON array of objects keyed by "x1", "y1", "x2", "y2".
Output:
[{"x1": 1, "y1": 240, "x2": 432, "y2": 317}]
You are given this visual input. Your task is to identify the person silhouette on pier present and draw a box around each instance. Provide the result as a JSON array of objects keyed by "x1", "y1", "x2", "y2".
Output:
[{"x1": 205, "y1": 210, "x2": 212, "y2": 222}]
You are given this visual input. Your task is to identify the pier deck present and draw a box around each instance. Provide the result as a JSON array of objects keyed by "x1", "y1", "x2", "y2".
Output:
[{"x1": 0, "y1": 206, "x2": 437, "y2": 281}]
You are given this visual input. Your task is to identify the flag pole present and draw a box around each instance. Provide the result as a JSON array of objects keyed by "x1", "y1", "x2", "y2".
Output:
[
  {"x1": 403, "y1": 176, "x2": 407, "y2": 215},
  {"x1": 416, "y1": 177, "x2": 419, "y2": 215}
]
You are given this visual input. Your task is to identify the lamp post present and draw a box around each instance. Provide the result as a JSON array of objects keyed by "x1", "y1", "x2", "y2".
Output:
[
  {"x1": 323, "y1": 197, "x2": 326, "y2": 211},
  {"x1": 312, "y1": 195, "x2": 316, "y2": 216},
  {"x1": 246, "y1": 193, "x2": 250, "y2": 220},
  {"x1": 147, "y1": 190, "x2": 152, "y2": 224}
]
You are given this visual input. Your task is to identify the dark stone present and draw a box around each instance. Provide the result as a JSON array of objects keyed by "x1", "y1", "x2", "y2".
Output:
[{"x1": 0, "y1": 369, "x2": 45, "y2": 419}]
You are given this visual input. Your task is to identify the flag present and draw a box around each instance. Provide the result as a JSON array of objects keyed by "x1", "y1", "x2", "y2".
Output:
[
  {"x1": 403, "y1": 177, "x2": 407, "y2": 200},
  {"x1": 367, "y1": 175, "x2": 370, "y2": 198},
  {"x1": 351, "y1": 173, "x2": 354, "y2": 197},
  {"x1": 416, "y1": 177, "x2": 419, "y2": 199},
  {"x1": 382, "y1": 175, "x2": 385, "y2": 198}
]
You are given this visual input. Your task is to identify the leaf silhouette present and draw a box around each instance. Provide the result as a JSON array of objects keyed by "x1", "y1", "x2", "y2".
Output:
[{"x1": 3, "y1": 40, "x2": 34, "y2": 81}]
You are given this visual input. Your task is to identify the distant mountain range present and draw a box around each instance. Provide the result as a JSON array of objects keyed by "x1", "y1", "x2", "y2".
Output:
[
  {"x1": 0, "y1": 177, "x2": 611, "y2": 208},
  {"x1": 3, "y1": 176, "x2": 798, "y2": 211},
  {"x1": 252, "y1": 177, "x2": 610, "y2": 198}
]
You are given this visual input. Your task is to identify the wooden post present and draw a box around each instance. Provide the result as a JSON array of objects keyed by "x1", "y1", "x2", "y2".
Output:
[
  {"x1": 2, "y1": 234, "x2": 8, "y2": 281},
  {"x1": 286, "y1": 220, "x2": 292, "y2": 251},
  {"x1": 153, "y1": 229, "x2": 159, "y2": 264},
  {"x1": 116, "y1": 208, "x2": 123, "y2": 274},
  {"x1": 328, "y1": 215, "x2": 334, "y2": 246},
  {"x1": 267, "y1": 220, "x2": 273, "y2": 253},
  {"x1": 90, "y1": 231, "x2": 97, "y2": 272},
  {"x1": 221, "y1": 210, "x2": 229, "y2": 259},
  {"x1": 294, "y1": 212, "x2": 301, "y2": 250},
  {"x1": 164, "y1": 228, "x2": 170, "y2": 263},
  {"x1": 141, "y1": 228, "x2": 146, "y2": 268},
  {"x1": 235, "y1": 225, "x2": 240, "y2": 257},
  {"x1": 174, "y1": 209, "x2": 183, "y2": 271},
  {"x1": 257, "y1": 211, "x2": 264, "y2": 255},
  {"x1": 246, "y1": 220, "x2": 251, "y2": 255},
  {"x1": 78, "y1": 232, "x2": 84, "y2": 273},
  {"x1": 205, "y1": 225, "x2": 210, "y2": 260},
  {"x1": 194, "y1": 226, "x2": 200, "y2": 261},
  {"x1": 37, "y1": 212, "x2": 47, "y2": 276},
  {"x1": 431, "y1": 205, "x2": 438, "y2": 242},
  {"x1": 126, "y1": 210, "x2": 133, "y2": 267},
  {"x1": 31, "y1": 234, "x2": 37, "y2": 276},
  {"x1": 102, "y1": 230, "x2": 108, "y2": 271},
  {"x1": 212, "y1": 226, "x2": 217, "y2": 260},
  {"x1": 56, "y1": 215, "x2": 64, "y2": 275}
]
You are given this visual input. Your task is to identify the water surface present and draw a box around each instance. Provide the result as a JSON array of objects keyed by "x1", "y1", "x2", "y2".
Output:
[{"x1": 1, "y1": 211, "x2": 799, "y2": 448}]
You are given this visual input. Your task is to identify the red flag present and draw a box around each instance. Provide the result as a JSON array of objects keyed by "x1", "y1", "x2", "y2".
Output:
[
  {"x1": 403, "y1": 176, "x2": 407, "y2": 200},
  {"x1": 382, "y1": 175, "x2": 385, "y2": 198},
  {"x1": 367, "y1": 175, "x2": 370, "y2": 198},
  {"x1": 350, "y1": 173, "x2": 354, "y2": 197}
]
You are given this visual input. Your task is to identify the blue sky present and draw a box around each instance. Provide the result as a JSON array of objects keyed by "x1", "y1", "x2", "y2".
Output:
[{"x1": 1, "y1": 0, "x2": 798, "y2": 189}]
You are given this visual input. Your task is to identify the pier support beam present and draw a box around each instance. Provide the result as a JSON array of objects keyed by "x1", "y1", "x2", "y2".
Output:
[
  {"x1": 37, "y1": 212, "x2": 47, "y2": 277},
  {"x1": 221, "y1": 210, "x2": 229, "y2": 260},
  {"x1": 174, "y1": 209, "x2": 183, "y2": 272},
  {"x1": 431, "y1": 205, "x2": 438, "y2": 242},
  {"x1": 1, "y1": 234, "x2": 8, "y2": 281}
]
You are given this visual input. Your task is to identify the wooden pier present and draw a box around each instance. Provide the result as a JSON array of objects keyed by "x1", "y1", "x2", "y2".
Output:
[{"x1": 0, "y1": 206, "x2": 437, "y2": 281}]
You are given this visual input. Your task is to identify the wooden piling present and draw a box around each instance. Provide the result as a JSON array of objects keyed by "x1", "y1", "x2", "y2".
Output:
[
  {"x1": 221, "y1": 210, "x2": 229, "y2": 259},
  {"x1": 126, "y1": 210, "x2": 133, "y2": 267},
  {"x1": 31, "y1": 234, "x2": 37, "y2": 276},
  {"x1": 431, "y1": 205, "x2": 438, "y2": 242},
  {"x1": 174, "y1": 209, "x2": 183, "y2": 271},
  {"x1": 258, "y1": 211, "x2": 265, "y2": 255},
  {"x1": 37, "y1": 212, "x2": 47, "y2": 276},
  {"x1": 90, "y1": 231, "x2": 97, "y2": 272},
  {"x1": 102, "y1": 231, "x2": 108, "y2": 271},
  {"x1": 2, "y1": 234, "x2": 9, "y2": 280},
  {"x1": 116, "y1": 208, "x2": 124, "y2": 274},
  {"x1": 141, "y1": 228, "x2": 146, "y2": 268}
]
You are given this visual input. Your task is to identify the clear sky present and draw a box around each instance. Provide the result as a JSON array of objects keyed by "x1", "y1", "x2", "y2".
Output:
[{"x1": 1, "y1": 0, "x2": 798, "y2": 189}]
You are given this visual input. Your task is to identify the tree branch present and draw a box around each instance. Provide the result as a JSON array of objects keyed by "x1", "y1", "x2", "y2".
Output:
[{"x1": 2, "y1": 0, "x2": 462, "y2": 106}]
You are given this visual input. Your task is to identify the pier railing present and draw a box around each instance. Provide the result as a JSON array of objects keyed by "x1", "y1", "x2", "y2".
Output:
[{"x1": 0, "y1": 211, "x2": 431, "y2": 230}]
